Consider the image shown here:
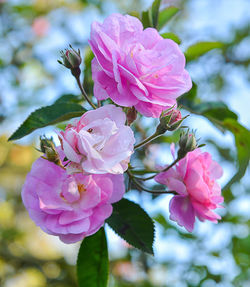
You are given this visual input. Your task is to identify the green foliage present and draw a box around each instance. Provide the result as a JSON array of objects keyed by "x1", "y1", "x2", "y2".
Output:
[
  {"x1": 185, "y1": 41, "x2": 224, "y2": 61},
  {"x1": 83, "y1": 48, "x2": 95, "y2": 95},
  {"x1": 151, "y1": 0, "x2": 161, "y2": 28},
  {"x1": 180, "y1": 82, "x2": 249, "y2": 198},
  {"x1": 54, "y1": 94, "x2": 82, "y2": 104},
  {"x1": 141, "y1": 1, "x2": 179, "y2": 30},
  {"x1": 8, "y1": 103, "x2": 86, "y2": 141},
  {"x1": 180, "y1": 84, "x2": 238, "y2": 130},
  {"x1": 222, "y1": 119, "x2": 250, "y2": 190},
  {"x1": 190, "y1": 101, "x2": 238, "y2": 122},
  {"x1": 107, "y1": 198, "x2": 155, "y2": 254},
  {"x1": 141, "y1": 10, "x2": 152, "y2": 29},
  {"x1": 158, "y1": 6, "x2": 179, "y2": 30},
  {"x1": 77, "y1": 228, "x2": 108, "y2": 287},
  {"x1": 161, "y1": 32, "x2": 181, "y2": 44}
]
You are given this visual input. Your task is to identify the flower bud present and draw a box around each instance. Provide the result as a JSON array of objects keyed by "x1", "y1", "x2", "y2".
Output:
[
  {"x1": 58, "y1": 46, "x2": 82, "y2": 77},
  {"x1": 126, "y1": 107, "x2": 137, "y2": 126},
  {"x1": 177, "y1": 131, "x2": 197, "y2": 159},
  {"x1": 39, "y1": 136, "x2": 64, "y2": 168},
  {"x1": 157, "y1": 108, "x2": 187, "y2": 134},
  {"x1": 40, "y1": 136, "x2": 55, "y2": 154}
]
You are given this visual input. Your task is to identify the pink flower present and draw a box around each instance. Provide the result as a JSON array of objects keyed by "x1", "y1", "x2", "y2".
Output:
[
  {"x1": 155, "y1": 147, "x2": 223, "y2": 232},
  {"x1": 58, "y1": 105, "x2": 135, "y2": 174},
  {"x1": 32, "y1": 17, "x2": 50, "y2": 37},
  {"x1": 22, "y1": 155, "x2": 125, "y2": 243},
  {"x1": 89, "y1": 13, "x2": 191, "y2": 118}
]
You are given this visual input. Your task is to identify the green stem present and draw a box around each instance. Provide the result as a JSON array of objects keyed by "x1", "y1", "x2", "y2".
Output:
[
  {"x1": 134, "y1": 131, "x2": 161, "y2": 149},
  {"x1": 132, "y1": 158, "x2": 180, "y2": 181},
  {"x1": 76, "y1": 76, "x2": 97, "y2": 109},
  {"x1": 127, "y1": 170, "x2": 176, "y2": 195}
]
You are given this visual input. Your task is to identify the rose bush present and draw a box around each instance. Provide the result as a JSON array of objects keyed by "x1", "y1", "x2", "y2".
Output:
[
  {"x1": 22, "y1": 153, "x2": 125, "y2": 243},
  {"x1": 59, "y1": 104, "x2": 135, "y2": 174},
  {"x1": 90, "y1": 13, "x2": 192, "y2": 117},
  {"x1": 155, "y1": 147, "x2": 223, "y2": 232}
]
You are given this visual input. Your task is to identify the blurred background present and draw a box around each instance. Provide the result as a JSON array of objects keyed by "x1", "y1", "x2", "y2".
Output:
[{"x1": 0, "y1": 0, "x2": 249, "y2": 286}]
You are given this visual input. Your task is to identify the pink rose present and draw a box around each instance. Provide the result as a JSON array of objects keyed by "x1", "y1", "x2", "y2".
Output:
[
  {"x1": 22, "y1": 155, "x2": 125, "y2": 243},
  {"x1": 89, "y1": 13, "x2": 192, "y2": 118},
  {"x1": 155, "y1": 147, "x2": 223, "y2": 232},
  {"x1": 58, "y1": 105, "x2": 135, "y2": 174}
]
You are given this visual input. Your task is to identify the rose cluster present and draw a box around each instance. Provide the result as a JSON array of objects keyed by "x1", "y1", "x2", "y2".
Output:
[{"x1": 22, "y1": 13, "x2": 223, "y2": 243}]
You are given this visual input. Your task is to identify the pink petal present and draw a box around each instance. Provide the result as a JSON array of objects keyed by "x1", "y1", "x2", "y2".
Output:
[{"x1": 169, "y1": 195, "x2": 195, "y2": 232}]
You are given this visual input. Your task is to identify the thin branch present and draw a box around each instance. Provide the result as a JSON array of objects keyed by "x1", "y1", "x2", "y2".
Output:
[
  {"x1": 134, "y1": 131, "x2": 161, "y2": 149},
  {"x1": 131, "y1": 158, "x2": 180, "y2": 181},
  {"x1": 75, "y1": 76, "x2": 97, "y2": 109},
  {"x1": 127, "y1": 170, "x2": 176, "y2": 195}
]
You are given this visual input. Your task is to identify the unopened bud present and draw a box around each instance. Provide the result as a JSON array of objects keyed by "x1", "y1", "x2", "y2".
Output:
[
  {"x1": 126, "y1": 107, "x2": 137, "y2": 125},
  {"x1": 40, "y1": 136, "x2": 55, "y2": 153},
  {"x1": 157, "y1": 108, "x2": 187, "y2": 134},
  {"x1": 177, "y1": 131, "x2": 197, "y2": 159},
  {"x1": 40, "y1": 136, "x2": 64, "y2": 168},
  {"x1": 59, "y1": 45, "x2": 82, "y2": 77}
]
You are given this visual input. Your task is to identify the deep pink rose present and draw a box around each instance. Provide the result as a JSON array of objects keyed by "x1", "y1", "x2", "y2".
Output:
[
  {"x1": 89, "y1": 13, "x2": 192, "y2": 118},
  {"x1": 22, "y1": 156, "x2": 125, "y2": 243},
  {"x1": 155, "y1": 147, "x2": 223, "y2": 232},
  {"x1": 58, "y1": 105, "x2": 135, "y2": 174}
]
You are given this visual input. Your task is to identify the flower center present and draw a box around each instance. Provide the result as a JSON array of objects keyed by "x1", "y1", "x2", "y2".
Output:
[{"x1": 78, "y1": 183, "x2": 86, "y2": 194}]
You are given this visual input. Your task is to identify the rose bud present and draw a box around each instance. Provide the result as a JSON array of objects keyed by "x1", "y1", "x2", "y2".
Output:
[
  {"x1": 39, "y1": 136, "x2": 63, "y2": 168},
  {"x1": 126, "y1": 107, "x2": 137, "y2": 126},
  {"x1": 178, "y1": 131, "x2": 198, "y2": 159},
  {"x1": 58, "y1": 45, "x2": 82, "y2": 77},
  {"x1": 157, "y1": 108, "x2": 188, "y2": 134}
]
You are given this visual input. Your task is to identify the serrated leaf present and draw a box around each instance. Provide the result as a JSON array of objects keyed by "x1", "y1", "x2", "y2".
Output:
[
  {"x1": 161, "y1": 32, "x2": 181, "y2": 44},
  {"x1": 77, "y1": 228, "x2": 108, "y2": 287},
  {"x1": 158, "y1": 6, "x2": 179, "y2": 30},
  {"x1": 185, "y1": 41, "x2": 224, "y2": 62},
  {"x1": 107, "y1": 198, "x2": 154, "y2": 254},
  {"x1": 151, "y1": 0, "x2": 161, "y2": 28},
  {"x1": 8, "y1": 103, "x2": 86, "y2": 141}
]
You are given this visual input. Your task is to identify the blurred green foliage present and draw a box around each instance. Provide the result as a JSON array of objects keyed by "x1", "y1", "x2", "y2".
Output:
[{"x1": 0, "y1": 0, "x2": 250, "y2": 287}]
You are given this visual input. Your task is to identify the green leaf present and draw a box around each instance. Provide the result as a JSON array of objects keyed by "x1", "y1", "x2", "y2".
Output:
[
  {"x1": 185, "y1": 41, "x2": 224, "y2": 62},
  {"x1": 180, "y1": 91, "x2": 238, "y2": 131},
  {"x1": 54, "y1": 94, "x2": 81, "y2": 104},
  {"x1": 179, "y1": 81, "x2": 198, "y2": 103},
  {"x1": 107, "y1": 198, "x2": 155, "y2": 254},
  {"x1": 141, "y1": 10, "x2": 152, "y2": 29},
  {"x1": 77, "y1": 228, "x2": 108, "y2": 287},
  {"x1": 222, "y1": 119, "x2": 250, "y2": 191},
  {"x1": 158, "y1": 6, "x2": 179, "y2": 30},
  {"x1": 190, "y1": 101, "x2": 238, "y2": 122},
  {"x1": 151, "y1": 0, "x2": 161, "y2": 28},
  {"x1": 83, "y1": 48, "x2": 95, "y2": 94},
  {"x1": 161, "y1": 32, "x2": 181, "y2": 44},
  {"x1": 8, "y1": 103, "x2": 86, "y2": 141}
]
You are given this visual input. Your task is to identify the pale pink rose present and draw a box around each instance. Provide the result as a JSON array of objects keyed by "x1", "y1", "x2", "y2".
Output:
[
  {"x1": 155, "y1": 147, "x2": 223, "y2": 232},
  {"x1": 58, "y1": 105, "x2": 135, "y2": 174},
  {"x1": 32, "y1": 17, "x2": 50, "y2": 37},
  {"x1": 22, "y1": 155, "x2": 125, "y2": 243},
  {"x1": 89, "y1": 13, "x2": 191, "y2": 118}
]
